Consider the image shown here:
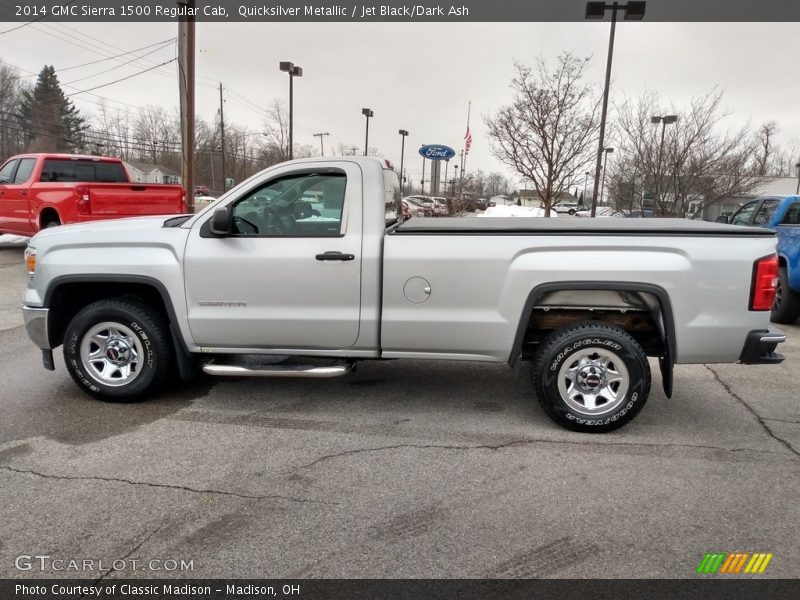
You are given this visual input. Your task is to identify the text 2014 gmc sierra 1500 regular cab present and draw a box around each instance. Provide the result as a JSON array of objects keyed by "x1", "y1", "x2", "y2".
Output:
[
  {"x1": 20, "y1": 157, "x2": 787, "y2": 432},
  {"x1": 0, "y1": 153, "x2": 186, "y2": 236}
]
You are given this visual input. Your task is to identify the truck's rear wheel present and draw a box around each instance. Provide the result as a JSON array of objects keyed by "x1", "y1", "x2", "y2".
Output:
[
  {"x1": 771, "y1": 267, "x2": 800, "y2": 324},
  {"x1": 63, "y1": 299, "x2": 172, "y2": 402},
  {"x1": 531, "y1": 321, "x2": 651, "y2": 432}
]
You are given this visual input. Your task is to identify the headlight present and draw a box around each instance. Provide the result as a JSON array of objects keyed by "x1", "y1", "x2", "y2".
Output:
[{"x1": 24, "y1": 246, "x2": 36, "y2": 274}]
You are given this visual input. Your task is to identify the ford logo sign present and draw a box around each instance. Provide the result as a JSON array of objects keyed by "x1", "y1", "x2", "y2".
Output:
[{"x1": 418, "y1": 144, "x2": 456, "y2": 160}]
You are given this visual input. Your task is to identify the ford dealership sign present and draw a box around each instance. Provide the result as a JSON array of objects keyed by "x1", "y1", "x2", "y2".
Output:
[{"x1": 418, "y1": 144, "x2": 456, "y2": 160}]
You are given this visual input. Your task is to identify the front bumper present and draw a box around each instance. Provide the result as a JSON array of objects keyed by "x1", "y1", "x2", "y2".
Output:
[
  {"x1": 22, "y1": 305, "x2": 50, "y2": 349},
  {"x1": 739, "y1": 326, "x2": 786, "y2": 365},
  {"x1": 22, "y1": 305, "x2": 55, "y2": 371}
]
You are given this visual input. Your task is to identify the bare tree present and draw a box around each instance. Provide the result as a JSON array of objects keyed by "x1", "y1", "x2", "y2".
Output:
[
  {"x1": 485, "y1": 53, "x2": 601, "y2": 216},
  {"x1": 613, "y1": 89, "x2": 758, "y2": 217},
  {"x1": 0, "y1": 62, "x2": 28, "y2": 158},
  {"x1": 755, "y1": 121, "x2": 778, "y2": 176},
  {"x1": 262, "y1": 99, "x2": 289, "y2": 162}
]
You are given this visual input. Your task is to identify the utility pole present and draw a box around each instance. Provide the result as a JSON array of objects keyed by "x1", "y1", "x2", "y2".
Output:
[
  {"x1": 177, "y1": 0, "x2": 195, "y2": 212},
  {"x1": 219, "y1": 82, "x2": 226, "y2": 192},
  {"x1": 313, "y1": 132, "x2": 331, "y2": 156}
]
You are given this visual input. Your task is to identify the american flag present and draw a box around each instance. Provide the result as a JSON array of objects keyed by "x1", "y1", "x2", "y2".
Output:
[{"x1": 464, "y1": 126, "x2": 472, "y2": 154}]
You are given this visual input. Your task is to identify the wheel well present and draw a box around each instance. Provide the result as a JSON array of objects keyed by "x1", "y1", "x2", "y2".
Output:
[
  {"x1": 47, "y1": 281, "x2": 170, "y2": 348},
  {"x1": 39, "y1": 208, "x2": 61, "y2": 227},
  {"x1": 778, "y1": 255, "x2": 787, "y2": 268},
  {"x1": 517, "y1": 288, "x2": 668, "y2": 361}
]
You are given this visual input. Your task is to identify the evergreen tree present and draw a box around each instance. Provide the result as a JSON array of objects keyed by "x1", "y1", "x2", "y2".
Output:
[{"x1": 19, "y1": 65, "x2": 86, "y2": 152}]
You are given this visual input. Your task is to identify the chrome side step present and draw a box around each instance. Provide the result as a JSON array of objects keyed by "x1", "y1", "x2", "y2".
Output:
[{"x1": 202, "y1": 361, "x2": 354, "y2": 378}]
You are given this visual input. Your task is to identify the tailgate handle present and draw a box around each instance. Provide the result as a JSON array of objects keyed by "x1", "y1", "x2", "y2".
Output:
[{"x1": 316, "y1": 251, "x2": 355, "y2": 261}]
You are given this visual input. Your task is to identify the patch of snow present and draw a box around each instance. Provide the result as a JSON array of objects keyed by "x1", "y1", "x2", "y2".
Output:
[
  {"x1": 0, "y1": 234, "x2": 30, "y2": 246},
  {"x1": 477, "y1": 205, "x2": 558, "y2": 218}
]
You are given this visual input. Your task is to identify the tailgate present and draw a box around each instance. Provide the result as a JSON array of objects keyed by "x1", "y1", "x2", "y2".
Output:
[{"x1": 88, "y1": 184, "x2": 185, "y2": 216}]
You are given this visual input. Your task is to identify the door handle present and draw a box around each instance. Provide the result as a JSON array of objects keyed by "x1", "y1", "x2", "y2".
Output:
[
  {"x1": 316, "y1": 251, "x2": 355, "y2": 261},
  {"x1": 19, "y1": 190, "x2": 27, "y2": 196}
]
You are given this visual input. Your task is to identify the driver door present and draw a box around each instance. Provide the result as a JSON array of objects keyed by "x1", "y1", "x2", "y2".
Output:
[{"x1": 183, "y1": 162, "x2": 363, "y2": 350}]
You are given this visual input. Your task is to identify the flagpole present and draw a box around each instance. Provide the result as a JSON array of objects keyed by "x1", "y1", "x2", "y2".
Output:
[{"x1": 460, "y1": 100, "x2": 471, "y2": 199}]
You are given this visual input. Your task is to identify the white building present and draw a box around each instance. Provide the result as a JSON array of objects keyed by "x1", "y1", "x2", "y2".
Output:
[{"x1": 123, "y1": 161, "x2": 181, "y2": 185}]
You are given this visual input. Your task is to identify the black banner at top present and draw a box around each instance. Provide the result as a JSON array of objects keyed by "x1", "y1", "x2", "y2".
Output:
[{"x1": 2, "y1": 0, "x2": 800, "y2": 23}]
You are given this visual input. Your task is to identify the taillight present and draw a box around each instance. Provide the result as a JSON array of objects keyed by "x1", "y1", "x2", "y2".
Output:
[
  {"x1": 750, "y1": 254, "x2": 779, "y2": 311},
  {"x1": 75, "y1": 186, "x2": 90, "y2": 215}
]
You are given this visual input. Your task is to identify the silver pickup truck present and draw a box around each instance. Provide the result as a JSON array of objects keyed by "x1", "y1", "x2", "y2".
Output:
[{"x1": 20, "y1": 157, "x2": 787, "y2": 432}]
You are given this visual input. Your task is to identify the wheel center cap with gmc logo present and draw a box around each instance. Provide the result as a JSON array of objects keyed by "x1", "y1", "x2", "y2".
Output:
[
  {"x1": 578, "y1": 366, "x2": 605, "y2": 391},
  {"x1": 105, "y1": 340, "x2": 131, "y2": 365}
]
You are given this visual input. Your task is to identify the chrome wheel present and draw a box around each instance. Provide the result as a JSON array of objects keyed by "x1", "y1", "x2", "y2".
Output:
[
  {"x1": 80, "y1": 322, "x2": 144, "y2": 387},
  {"x1": 556, "y1": 347, "x2": 630, "y2": 416}
]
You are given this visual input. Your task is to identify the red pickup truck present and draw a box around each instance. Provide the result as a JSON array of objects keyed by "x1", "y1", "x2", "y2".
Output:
[{"x1": 0, "y1": 153, "x2": 186, "y2": 236}]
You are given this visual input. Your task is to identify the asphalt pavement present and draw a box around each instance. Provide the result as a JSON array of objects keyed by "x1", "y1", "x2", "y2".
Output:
[{"x1": 0, "y1": 245, "x2": 798, "y2": 579}]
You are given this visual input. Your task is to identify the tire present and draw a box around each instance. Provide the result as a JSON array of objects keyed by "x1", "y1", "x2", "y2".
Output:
[
  {"x1": 771, "y1": 267, "x2": 800, "y2": 324},
  {"x1": 531, "y1": 321, "x2": 651, "y2": 433},
  {"x1": 568, "y1": 209, "x2": 576, "y2": 215},
  {"x1": 43, "y1": 218, "x2": 61, "y2": 228},
  {"x1": 63, "y1": 298, "x2": 172, "y2": 402}
]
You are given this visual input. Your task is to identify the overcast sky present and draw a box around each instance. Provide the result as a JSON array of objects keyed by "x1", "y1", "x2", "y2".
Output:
[{"x1": 2, "y1": 21, "x2": 799, "y2": 186}]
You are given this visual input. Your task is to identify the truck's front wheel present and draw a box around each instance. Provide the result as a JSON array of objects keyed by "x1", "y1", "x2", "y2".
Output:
[
  {"x1": 531, "y1": 321, "x2": 651, "y2": 433},
  {"x1": 63, "y1": 299, "x2": 172, "y2": 402}
]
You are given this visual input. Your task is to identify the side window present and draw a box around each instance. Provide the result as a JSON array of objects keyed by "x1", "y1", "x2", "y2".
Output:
[
  {"x1": 781, "y1": 201, "x2": 800, "y2": 225},
  {"x1": 13, "y1": 158, "x2": 36, "y2": 184},
  {"x1": 753, "y1": 199, "x2": 779, "y2": 225},
  {"x1": 731, "y1": 201, "x2": 758, "y2": 226},
  {"x1": 230, "y1": 172, "x2": 346, "y2": 237},
  {"x1": 0, "y1": 159, "x2": 19, "y2": 184}
]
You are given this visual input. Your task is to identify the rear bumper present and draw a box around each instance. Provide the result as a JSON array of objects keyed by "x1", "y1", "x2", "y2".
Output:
[
  {"x1": 739, "y1": 326, "x2": 786, "y2": 365},
  {"x1": 22, "y1": 305, "x2": 50, "y2": 349}
]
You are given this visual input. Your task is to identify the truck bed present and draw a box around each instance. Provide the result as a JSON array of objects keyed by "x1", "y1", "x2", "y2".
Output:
[{"x1": 393, "y1": 217, "x2": 774, "y2": 237}]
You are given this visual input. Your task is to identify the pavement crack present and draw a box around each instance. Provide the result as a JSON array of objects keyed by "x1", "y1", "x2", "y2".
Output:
[
  {"x1": 90, "y1": 524, "x2": 165, "y2": 587},
  {"x1": 706, "y1": 365, "x2": 800, "y2": 459},
  {"x1": 284, "y1": 438, "x2": 774, "y2": 474},
  {"x1": 0, "y1": 465, "x2": 336, "y2": 505},
  {"x1": 764, "y1": 418, "x2": 800, "y2": 425}
]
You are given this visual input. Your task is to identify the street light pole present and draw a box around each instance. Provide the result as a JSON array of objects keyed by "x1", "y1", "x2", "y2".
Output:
[
  {"x1": 582, "y1": 170, "x2": 590, "y2": 206},
  {"x1": 585, "y1": 1, "x2": 646, "y2": 217},
  {"x1": 362, "y1": 108, "x2": 374, "y2": 156},
  {"x1": 651, "y1": 114, "x2": 678, "y2": 207},
  {"x1": 795, "y1": 162, "x2": 800, "y2": 195},
  {"x1": 398, "y1": 129, "x2": 409, "y2": 194},
  {"x1": 279, "y1": 61, "x2": 303, "y2": 160},
  {"x1": 600, "y1": 147, "x2": 614, "y2": 206},
  {"x1": 421, "y1": 152, "x2": 426, "y2": 195}
]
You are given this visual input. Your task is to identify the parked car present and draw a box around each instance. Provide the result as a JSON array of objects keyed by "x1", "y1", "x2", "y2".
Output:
[
  {"x1": 0, "y1": 154, "x2": 186, "y2": 236},
  {"x1": 21, "y1": 157, "x2": 786, "y2": 433},
  {"x1": 403, "y1": 196, "x2": 432, "y2": 217},
  {"x1": 432, "y1": 196, "x2": 448, "y2": 216},
  {"x1": 720, "y1": 195, "x2": 800, "y2": 323},
  {"x1": 401, "y1": 200, "x2": 424, "y2": 220},
  {"x1": 575, "y1": 206, "x2": 626, "y2": 218},
  {"x1": 553, "y1": 201, "x2": 580, "y2": 215},
  {"x1": 194, "y1": 184, "x2": 210, "y2": 196},
  {"x1": 625, "y1": 208, "x2": 656, "y2": 218}
]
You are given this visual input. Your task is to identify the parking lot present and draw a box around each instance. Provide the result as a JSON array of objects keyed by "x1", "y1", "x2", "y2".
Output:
[{"x1": 0, "y1": 243, "x2": 798, "y2": 579}]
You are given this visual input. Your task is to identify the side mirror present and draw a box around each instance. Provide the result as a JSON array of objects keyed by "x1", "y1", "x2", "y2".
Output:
[
  {"x1": 209, "y1": 207, "x2": 230, "y2": 236},
  {"x1": 715, "y1": 215, "x2": 729, "y2": 224}
]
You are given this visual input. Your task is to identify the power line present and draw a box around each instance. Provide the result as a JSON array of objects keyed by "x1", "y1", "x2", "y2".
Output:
[
  {"x1": 66, "y1": 59, "x2": 177, "y2": 97},
  {"x1": 57, "y1": 38, "x2": 177, "y2": 75},
  {"x1": 63, "y1": 40, "x2": 176, "y2": 86}
]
